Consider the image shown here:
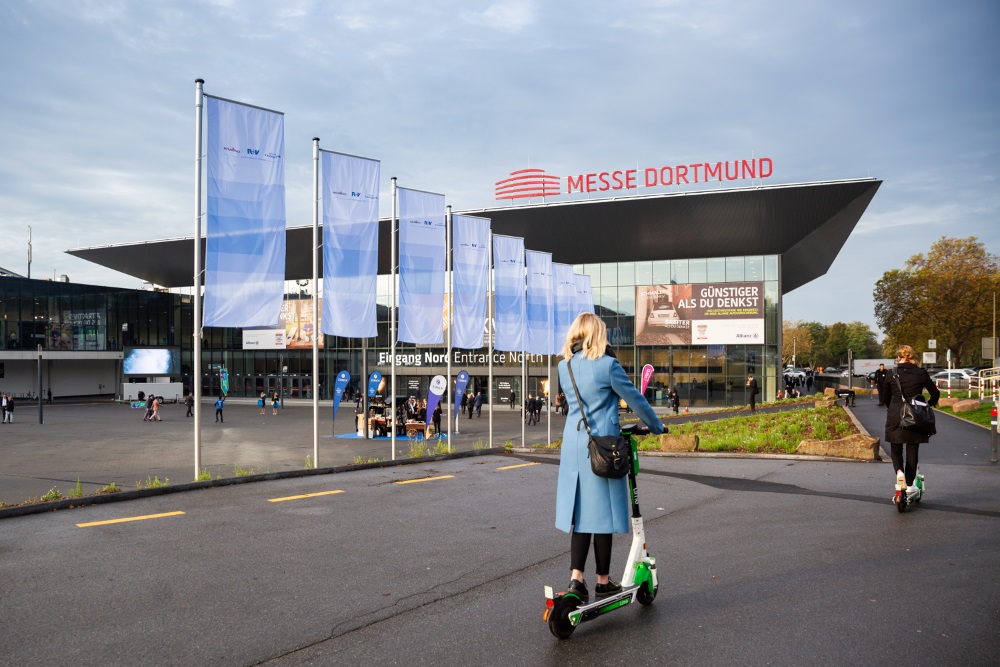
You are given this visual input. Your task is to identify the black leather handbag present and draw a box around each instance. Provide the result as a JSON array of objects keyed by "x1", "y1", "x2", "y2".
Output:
[
  {"x1": 566, "y1": 359, "x2": 631, "y2": 479},
  {"x1": 893, "y1": 372, "x2": 936, "y2": 436}
]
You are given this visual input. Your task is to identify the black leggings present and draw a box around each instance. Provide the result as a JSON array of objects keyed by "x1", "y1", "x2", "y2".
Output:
[
  {"x1": 571, "y1": 531, "x2": 613, "y2": 576},
  {"x1": 890, "y1": 442, "x2": 919, "y2": 486}
]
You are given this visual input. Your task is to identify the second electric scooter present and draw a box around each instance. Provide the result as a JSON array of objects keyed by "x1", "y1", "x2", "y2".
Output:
[{"x1": 544, "y1": 424, "x2": 658, "y2": 639}]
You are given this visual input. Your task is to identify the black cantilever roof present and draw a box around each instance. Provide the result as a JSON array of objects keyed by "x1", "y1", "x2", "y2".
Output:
[{"x1": 67, "y1": 178, "x2": 880, "y2": 294}]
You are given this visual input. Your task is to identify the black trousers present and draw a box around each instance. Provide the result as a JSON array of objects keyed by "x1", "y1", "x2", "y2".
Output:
[
  {"x1": 216, "y1": 409, "x2": 223, "y2": 422},
  {"x1": 571, "y1": 531, "x2": 613, "y2": 576},
  {"x1": 890, "y1": 442, "x2": 919, "y2": 486}
]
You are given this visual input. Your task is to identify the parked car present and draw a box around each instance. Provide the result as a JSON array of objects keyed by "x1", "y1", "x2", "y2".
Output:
[
  {"x1": 646, "y1": 304, "x2": 680, "y2": 327},
  {"x1": 930, "y1": 369, "x2": 978, "y2": 388}
]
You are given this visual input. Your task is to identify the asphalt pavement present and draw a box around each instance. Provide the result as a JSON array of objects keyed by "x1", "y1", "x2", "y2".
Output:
[{"x1": 1, "y1": 394, "x2": 998, "y2": 665}]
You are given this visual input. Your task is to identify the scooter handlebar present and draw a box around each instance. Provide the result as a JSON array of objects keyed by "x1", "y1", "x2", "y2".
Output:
[{"x1": 621, "y1": 424, "x2": 650, "y2": 437}]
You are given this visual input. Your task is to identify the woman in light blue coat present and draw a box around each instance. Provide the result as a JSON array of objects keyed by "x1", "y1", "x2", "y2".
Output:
[{"x1": 556, "y1": 313, "x2": 665, "y2": 600}]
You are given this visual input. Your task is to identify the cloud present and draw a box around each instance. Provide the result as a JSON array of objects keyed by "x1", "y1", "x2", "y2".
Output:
[{"x1": 462, "y1": 1, "x2": 537, "y2": 32}]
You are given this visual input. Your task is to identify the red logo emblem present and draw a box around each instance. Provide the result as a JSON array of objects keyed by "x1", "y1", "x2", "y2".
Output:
[{"x1": 495, "y1": 168, "x2": 561, "y2": 200}]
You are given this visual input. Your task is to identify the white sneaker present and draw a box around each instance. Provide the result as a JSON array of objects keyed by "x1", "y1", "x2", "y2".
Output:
[
  {"x1": 906, "y1": 485, "x2": 921, "y2": 501},
  {"x1": 896, "y1": 470, "x2": 906, "y2": 490}
]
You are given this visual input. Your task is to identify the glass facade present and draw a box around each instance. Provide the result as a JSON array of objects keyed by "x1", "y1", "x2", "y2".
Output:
[{"x1": 2, "y1": 252, "x2": 780, "y2": 406}]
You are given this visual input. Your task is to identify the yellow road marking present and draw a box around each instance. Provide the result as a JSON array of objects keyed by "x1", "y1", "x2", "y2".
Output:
[
  {"x1": 394, "y1": 475, "x2": 455, "y2": 485},
  {"x1": 268, "y1": 490, "x2": 344, "y2": 503},
  {"x1": 497, "y1": 462, "x2": 541, "y2": 471},
  {"x1": 76, "y1": 511, "x2": 185, "y2": 528}
]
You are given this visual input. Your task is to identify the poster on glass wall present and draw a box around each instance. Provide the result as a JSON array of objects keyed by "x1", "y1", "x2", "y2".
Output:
[
  {"x1": 280, "y1": 298, "x2": 324, "y2": 349},
  {"x1": 635, "y1": 282, "x2": 764, "y2": 346}
]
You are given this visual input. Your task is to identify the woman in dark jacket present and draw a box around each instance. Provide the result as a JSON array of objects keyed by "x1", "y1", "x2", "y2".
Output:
[{"x1": 882, "y1": 345, "x2": 940, "y2": 500}]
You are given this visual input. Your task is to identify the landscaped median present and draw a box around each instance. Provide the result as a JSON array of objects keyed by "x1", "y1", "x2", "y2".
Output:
[
  {"x1": 530, "y1": 404, "x2": 882, "y2": 460},
  {"x1": 935, "y1": 393, "x2": 998, "y2": 429}
]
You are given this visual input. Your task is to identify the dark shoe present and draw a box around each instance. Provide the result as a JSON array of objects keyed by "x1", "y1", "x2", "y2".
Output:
[
  {"x1": 567, "y1": 579, "x2": 589, "y2": 599},
  {"x1": 595, "y1": 579, "x2": 623, "y2": 598}
]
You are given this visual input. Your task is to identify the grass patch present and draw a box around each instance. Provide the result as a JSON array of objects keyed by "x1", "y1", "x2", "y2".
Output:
[
  {"x1": 304, "y1": 455, "x2": 315, "y2": 470},
  {"x1": 472, "y1": 439, "x2": 487, "y2": 450},
  {"x1": 407, "y1": 441, "x2": 427, "y2": 458},
  {"x1": 68, "y1": 477, "x2": 84, "y2": 499},
  {"x1": 433, "y1": 440, "x2": 449, "y2": 455},
  {"x1": 136, "y1": 475, "x2": 169, "y2": 489},
  {"x1": 99, "y1": 482, "x2": 121, "y2": 494},
  {"x1": 196, "y1": 468, "x2": 212, "y2": 482},
  {"x1": 352, "y1": 456, "x2": 383, "y2": 464},
  {"x1": 935, "y1": 400, "x2": 997, "y2": 428},
  {"x1": 40, "y1": 487, "x2": 63, "y2": 502},
  {"x1": 233, "y1": 465, "x2": 256, "y2": 477}
]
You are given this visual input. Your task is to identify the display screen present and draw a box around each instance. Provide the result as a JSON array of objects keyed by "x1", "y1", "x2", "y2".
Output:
[{"x1": 123, "y1": 347, "x2": 181, "y2": 375}]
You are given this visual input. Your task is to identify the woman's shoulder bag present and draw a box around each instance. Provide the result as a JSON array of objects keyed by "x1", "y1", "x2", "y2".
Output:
[
  {"x1": 566, "y1": 357, "x2": 631, "y2": 479},
  {"x1": 893, "y1": 369, "x2": 936, "y2": 436}
]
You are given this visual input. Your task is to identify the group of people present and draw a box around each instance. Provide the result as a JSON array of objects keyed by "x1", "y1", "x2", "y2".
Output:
[
  {"x1": 258, "y1": 391, "x2": 281, "y2": 416},
  {"x1": 524, "y1": 395, "x2": 544, "y2": 425},
  {"x1": 459, "y1": 391, "x2": 483, "y2": 418},
  {"x1": 141, "y1": 393, "x2": 162, "y2": 422},
  {"x1": 1, "y1": 393, "x2": 15, "y2": 423}
]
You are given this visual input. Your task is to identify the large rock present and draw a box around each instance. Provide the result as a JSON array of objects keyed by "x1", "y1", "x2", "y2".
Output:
[
  {"x1": 824, "y1": 388, "x2": 838, "y2": 397},
  {"x1": 937, "y1": 397, "x2": 960, "y2": 408},
  {"x1": 660, "y1": 434, "x2": 699, "y2": 452},
  {"x1": 796, "y1": 434, "x2": 881, "y2": 460},
  {"x1": 814, "y1": 399, "x2": 836, "y2": 408},
  {"x1": 953, "y1": 399, "x2": 981, "y2": 413}
]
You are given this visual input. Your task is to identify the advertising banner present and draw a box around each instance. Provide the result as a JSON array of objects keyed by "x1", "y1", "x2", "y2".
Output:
[
  {"x1": 574, "y1": 274, "x2": 594, "y2": 315},
  {"x1": 525, "y1": 251, "x2": 553, "y2": 355},
  {"x1": 332, "y1": 370, "x2": 351, "y2": 421},
  {"x1": 425, "y1": 375, "x2": 447, "y2": 428},
  {"x1": 451, "y1": 215, "x2": 491, "y2": 349},
  {"x1": 552, "y1": 263, "x2": 576, "y2": 354},
  {"x1": 398, "y1": 187, "x2": 446, "y2": 344},
  {"x1": 641, "y1": 364, "x2": 655, "y2": 394},
  {"x1": 454, "y1": 370, "x2": 470, "y2": 419},
  {"x1": 220, "y1": 368, "x2": 230, "y2": 396},
  {"x1": 492, "y1": 235, "x2": 525, "y2": 352},
  {"x1": 203, "y1": 96, "x2": 286, "y2": 328},
  {"x1": 322, "y1": 151, "x2": 380, "y2": 338},
  {"x1": 242, "y1": 328, "x2": 286, "y2": 350},
  {"x1": 367, "y1": 370, "x2": 383, "y2": 398},
  {"x1": 635, "y1": 282, "x2": 764, "y2": 346},
  {"x1": 280, "y1": 299, "x2": 323, "y2": 349}
]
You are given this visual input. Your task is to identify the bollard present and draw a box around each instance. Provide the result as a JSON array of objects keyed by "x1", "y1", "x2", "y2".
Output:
[{"x1": 991, "y1": 404, "x2": 997, "y2": 464}]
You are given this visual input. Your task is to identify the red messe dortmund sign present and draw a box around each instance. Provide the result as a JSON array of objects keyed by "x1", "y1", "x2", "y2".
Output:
[{"x1": 495, "y1": 157, "x2": 773, "y2": 201}]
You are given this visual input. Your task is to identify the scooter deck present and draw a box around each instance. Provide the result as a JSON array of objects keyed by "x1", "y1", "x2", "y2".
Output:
[{"x1": 567, "y1": 585, "x2": 644, "y2": 625}]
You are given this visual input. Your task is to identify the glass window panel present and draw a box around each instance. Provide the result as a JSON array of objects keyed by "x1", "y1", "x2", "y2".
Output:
[
  {"x1": 765, "y1": 255, "x2": 779, "y2": 282},
  {"x1": 652, "y1": 260, "x2": 670, "y2": 284},
  {"x1": 617, "y1": 286, "x2": 635, "y2": 316},
  {"x1": 707, "y1": 257, "x2": 726, "y2": 282},
  {"x1": 688, "y1": 258, "x2": 707, "y2": 283},
  {"x1": 601, "y1": 263, "x2": 617, "y2": 288},
  {"x1": 635, "y1": 261, "x2": 653, "y2": 286},
  {"x1": 583, "y1": 264, "x2": 601, "y2": 287},
  {"x1": 598, "y1": 287, "x2": 617, "y2": 314},
  {"x1": 617, "y1": 262, "x2": 635, "y2": 286},
  {"x1": 726, "y1": 256, "x2": 745, "y2": 282},
  {"x1": 670, "y1": 259, "x2": 688, "y2": 284},
  {"x1": 745, "y1": 256, "x2": 764, "y2": 281}
]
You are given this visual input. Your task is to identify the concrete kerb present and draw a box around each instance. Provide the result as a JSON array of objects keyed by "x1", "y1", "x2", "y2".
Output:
[
  {"x1": 509, "y1": 448, "x2": 882, "y2": 464},
  {"x1": 0, "y1": 446, "x2": 509, "y2": 522}
]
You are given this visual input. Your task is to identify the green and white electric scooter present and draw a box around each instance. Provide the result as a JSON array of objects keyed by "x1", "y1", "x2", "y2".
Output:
[{"x1": 544, "y1": 424, "x2": 658, "y2": 639}]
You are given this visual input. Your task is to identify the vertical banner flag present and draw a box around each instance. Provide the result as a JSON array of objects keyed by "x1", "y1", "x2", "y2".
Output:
[
  {"x1": 398, "y1": 188, "x2": 446, "y2": 344},
  {"x1": 425, "y1": 375, "x2": 447, "y2": 428},
  {"x1": 454, "y1": 370, "x2": 470, "y2": 418},
  {"x1": 204, "y1": 96, "x2": 286, "y2": 328},
  {"x1": 493, "y1": 235, "x2": 525, "y2": 352},
  {"x1": 641, "y1": 364, "x2": 655, "y2": 395},
  {"x1": 322, "y1": 151, "x2": 380, "y2": 337},
  {"x1": 452, "y1": 215, "x2": 491, "y2": 349},
  {"x1": 553, "y1": 263, "x2": 577, "y2": 352},
  {"x1": 331, "y1": 370, "x2": 351, "y2": 421},
  {"x1": 525, "y1": 251, "x2": 554, "y2": 355},
  {"x1": 220, "y1": 368, "x2": 230, "y2": 396},
  {"x1": 575, "y1": 274, "x2": 595, "y2": 314},
  {"x1": 367, "y1": 370, "x2": 383, "y2": 398}
]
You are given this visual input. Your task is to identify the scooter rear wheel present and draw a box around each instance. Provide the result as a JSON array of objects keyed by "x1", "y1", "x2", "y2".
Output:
[
  {"x1": 895, "y1": 490, "x2": 907, "y2": 513},
  {"x1": 636, "y1": 581, "x2": 656, "y2": 606},
  {"x1": 547, "y1": 596, "x2": 579, "y2": 639}
]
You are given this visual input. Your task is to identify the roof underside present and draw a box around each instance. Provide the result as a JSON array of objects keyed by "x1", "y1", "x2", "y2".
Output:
[{"x1": 67, "y1": 179, "x2": 880, "y2": 294}]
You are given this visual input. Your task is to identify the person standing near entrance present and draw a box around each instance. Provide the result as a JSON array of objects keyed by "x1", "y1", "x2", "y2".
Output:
[
  {"x1": 259, "y1": 391, "x2": 266, "y2": 415},
  {"x1": 215, "y1": 395, "x2": 225, "y2": 423},
  {"x1": 874, "y1": 363, "x2": 889, "y2": 406},
  {"x1": 271, "y1": 391, "x2": 280, "y2": 416},
  {"x1": 667, "y1": 386, "x2": 679, "y2": 415},
  {"x1": 47, "y1": 387, "x2": 53, "y2": 404},
  {"x1": 185, "y1": 391, "x2": 194, "y2": 417},
  {"x1": 747, "y1": 374, "x2": 759, "y2": 412},
  {"x1": 474, "y1": 391, "x2": 483, "y2": 418}
]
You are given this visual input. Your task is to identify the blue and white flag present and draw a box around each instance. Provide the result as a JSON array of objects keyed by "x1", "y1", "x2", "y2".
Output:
[
  {"x1": 322, "y1": 151, "x2": 379, "y2": 338},
  {"x1": 426, "y1": 375, "x2": 447, "y2": 429},
  {"x1": 331, "y1": 370, "x2": 351, "y2": 421},
  {"x1": 398, "y1": 188, "x2": 446, "y2": 344},
  {"x1": 552, "y1": 263, "x2": 577, "y2": 353},
  {"x1": 525, "y1": 250, "x2": 553, "y2": 355},
  {"x1": 454, "y1": 370, "x2": 470, "y2": 418},
  {"x1": 575, "y1": 274, "x2": 595, "y2": 314},
  {"x1": 492, "y1": 235, "x2": 525, "y2": 352},
  {"x1": 451, "y1": 215, "x2": 490, "y2": 350},
  {"x1": 203, "y1": 96, "x2": 286, "y2": 328},
  {"x1": 367, "y1": 370, "x2": 383, "y2": 398}
]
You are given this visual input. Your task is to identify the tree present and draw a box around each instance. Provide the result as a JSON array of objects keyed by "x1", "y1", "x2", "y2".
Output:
[
  {"x1": 874, "y1": 237, "x2": 1000, "y2": 365},
  {"x1": 826, "y1": 322, "x2": 849, "y2": 365},
  {"x1": 782, "y1": 320, "x2": 814, "y2": 366},
  {"x1": 845, "y1": 321, "x2": 881, "y2": 359}
]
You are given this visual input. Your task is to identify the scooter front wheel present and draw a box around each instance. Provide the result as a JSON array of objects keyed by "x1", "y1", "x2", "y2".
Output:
[
  {"x1": 547, "y1": 596, "x2": 579, "y2": 639},
  {"x1": 636, "y1": 581, "x2": 656, "y2": 606}
]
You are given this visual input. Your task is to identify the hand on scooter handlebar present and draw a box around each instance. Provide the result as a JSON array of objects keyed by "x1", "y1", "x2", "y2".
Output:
[{"x1": 621, "y1": 424, "x2": 650, "y2": 437}]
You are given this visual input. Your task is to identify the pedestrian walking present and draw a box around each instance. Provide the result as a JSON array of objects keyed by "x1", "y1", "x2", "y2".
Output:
[
  {"x1": 3, "y1": 394, "x2": 13, "y2": 423},
  {"x1": 747, "y1": 374, "x2": 759, "y2": 412},
  {"x1": 215, "y1": 395, "x2": 225, "y2": 423},
  {"x1": 185, "y1": 391, "x2": 194, "y2": 417},
  {"x1": 1, "y1": 393, "x2": 8, "y2": 424},
  {"x1": 259, "y1": 391, "x2": 266, "y2": 415},
  {"x1": 474, "y1": 391, "x2": 483, "y2": 417},
  {"x1": 460, "y1": 392, "x2": 468, "y2": 417},
  {"x1": 143, "y1": 394, "x2": 154, "y2": 421},
  {"x1": 668, "y1": 386, "x2": 679, "y2": 414},
  {"x1": 47, "y1": 387, "x2": 53, "y2": 404},
  {"x1": 432, "y1": 402, "x2": 442, "y2": 435},
  {"x1": 151, "y1": 395, "x2": 162, "y2": 422},
  {"x1": 883, "y1": 345, "x2": 939, "y2": 501},
  {"x1": 874, "y1": 363, "x2": 889, "y2": 406},
  {"x1": 271, "y1": 391, "x2": 280, "y2": 416}
]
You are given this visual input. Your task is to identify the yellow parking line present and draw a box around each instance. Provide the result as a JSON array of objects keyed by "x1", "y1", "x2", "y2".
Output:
[
  {"x1": 268, "y1": 490, "x2": 344, "y2": 503},
  {"x1": 394, "y1": 475, "x2": 455, "y2": 485},
  {"x1": 77, "y1": 511, "x2": 185, "y2": 528},
  {"x1": 497, "y1": 462, "x2": 541, "y2": 471}
]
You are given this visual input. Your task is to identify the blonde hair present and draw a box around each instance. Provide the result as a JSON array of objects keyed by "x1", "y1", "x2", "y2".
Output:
[
  {"x1": 896, "y1": 344, "x2": 916, "y2": 362},
  {"x1": 562, "y1": 312, "x2": 608, "y2": 361}
]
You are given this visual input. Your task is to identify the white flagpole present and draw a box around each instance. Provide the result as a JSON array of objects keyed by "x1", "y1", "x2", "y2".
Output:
[
  {"x1": 446, "y1": 205, "x2": 453, "y2": 452},
  {"x1": 547, "y1": 354, "x2": 552, "y2": 445},
  {"x1": 488, "y1": 233, "x2": 494, "y2": 448},
  {"x1": 521, "y1": 247, "x2": 526, "y2": 449},
  {"x1": 311, "y1": 137, "x2": 320, "y2": 467},
  {"x1": 390, "y1": 177, "x2": 397, "y2": 461},
  {"x1": 193, "y1": 78, "x2": 204, "y2": 480}
]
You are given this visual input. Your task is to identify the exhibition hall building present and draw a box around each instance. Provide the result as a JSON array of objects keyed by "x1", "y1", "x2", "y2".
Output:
[{"x1": 0, "y1": 177, "x2": 881, "y2": 408}]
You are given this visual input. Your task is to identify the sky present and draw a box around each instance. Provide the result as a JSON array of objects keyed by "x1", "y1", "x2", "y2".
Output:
[{"x1": 1, "y1": 0, "x2": 997, "y2": 335}]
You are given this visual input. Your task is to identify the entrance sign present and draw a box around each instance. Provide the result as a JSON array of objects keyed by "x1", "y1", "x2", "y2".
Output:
[{"x1": 242, "y1": 328, "x2": 286, "y2": 350}]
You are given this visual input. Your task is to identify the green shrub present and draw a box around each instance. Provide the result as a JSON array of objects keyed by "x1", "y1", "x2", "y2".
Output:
[
  {"x1": 407, "y1": 441, "x2": 427, "y2": 458},
  {"x1": 99, "y1": 482, "x2": 121, "y2": 494},
  {"x1": 40, "y1": 487, "x2": 63, "y2": 502},
  {"x1": 68, "y1": 477, "x2": 84, "y2": 498}
]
